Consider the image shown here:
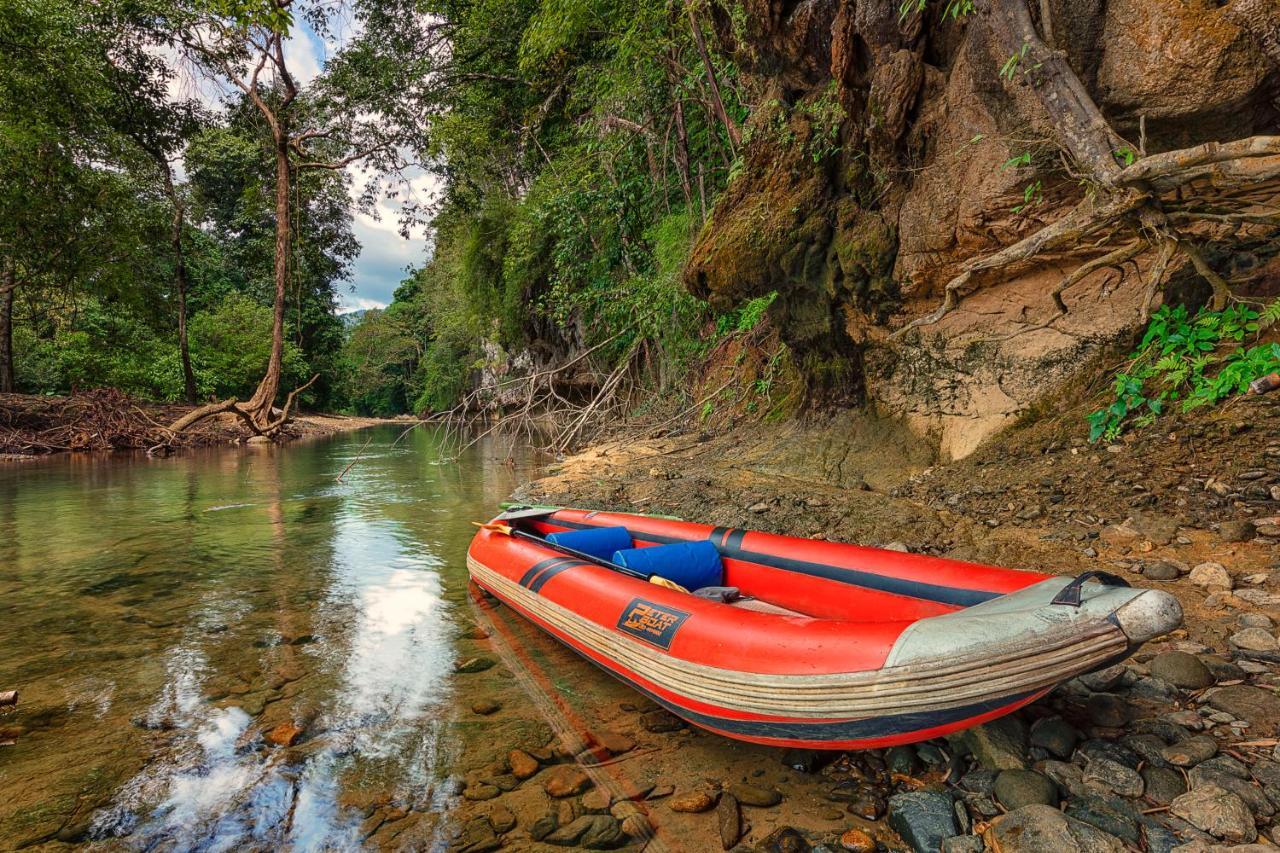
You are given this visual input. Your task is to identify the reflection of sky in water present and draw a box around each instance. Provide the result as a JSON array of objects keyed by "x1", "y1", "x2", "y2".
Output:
[{"x1": 91, "y1": 438, "x2": 466, "y2": 850}]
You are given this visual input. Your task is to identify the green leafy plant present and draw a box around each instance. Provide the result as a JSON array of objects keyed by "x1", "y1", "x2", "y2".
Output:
[
  {"x1": 899, "y1": 0, "x2": 974, "y2": 20},
  {"x1": 1086, "y1": 300, "x2": 1280, "y2": 442},
  {"x1": 1000, "y1": 42, "x2": 1031, "y2": 81},
  {"x1": 715, "y1": 291, "x2": 777, "y2": 338},
  {"x1": 1012, "y1": 179, "x2": 1043, "y2": 214},
  {"x1": 1001, "y1": 151, "x2": 1033, "y2": 171}
]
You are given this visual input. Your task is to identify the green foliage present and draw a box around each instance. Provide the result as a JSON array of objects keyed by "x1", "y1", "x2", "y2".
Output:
[
  {"x1": 190, "y1": 292, "x2": 309, "y2": 399},
  {"x1": 1000, "y1": 42, "x2": 1031, "y2": 81},
  {"x1": 899, "y1": 0, "x2": 974, "y2": 20},
  {"x1": 715, "y1": 292, "x2": 777, "y2": 338},
  {"x1": 799, "y1": 83, "x2": 845, "y2": 163},
  {"x1": 1086, "y1": 301, "x2": 1280, "y2": 442}
]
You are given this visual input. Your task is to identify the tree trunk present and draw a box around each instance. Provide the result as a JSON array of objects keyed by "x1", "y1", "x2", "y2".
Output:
[
  {"x1": 159, "y1": 164, "x2": 197, "y2": 404},
  {"x1": 245, "y1": 130, "x2": 292, "y2": 424},
  {"x1": 686, "y1": 3, "x2": 740, "y2": 153},
  {"x1": 667, "y1": 56, "x2": 695, "y2": 214},
  {"x1": 0, "y1": 258, "x2": 14, "y2": 393}
]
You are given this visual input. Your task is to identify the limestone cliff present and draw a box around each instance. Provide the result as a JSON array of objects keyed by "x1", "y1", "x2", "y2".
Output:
[{"x1": 686, "y1": 0, "x2": 1280, "y2": 458}]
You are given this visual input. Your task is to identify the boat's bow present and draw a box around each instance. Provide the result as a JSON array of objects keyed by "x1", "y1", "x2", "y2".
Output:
[{"x1": 884, "y1": 573, "x2": 1183, "y2": 670}]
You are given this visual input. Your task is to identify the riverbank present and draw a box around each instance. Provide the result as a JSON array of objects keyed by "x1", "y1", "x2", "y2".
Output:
[
  {"x1": 0, "y1": 390, "x2": 407, "y2": 456},
  {"x1": 445, "y1": 395, "x2": 1280, "y2": 850}
]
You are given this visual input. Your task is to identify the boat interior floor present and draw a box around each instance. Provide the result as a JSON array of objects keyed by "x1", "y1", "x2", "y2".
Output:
[{"x1": 727, "y1": 598, "x2": 812, "y2": 618}]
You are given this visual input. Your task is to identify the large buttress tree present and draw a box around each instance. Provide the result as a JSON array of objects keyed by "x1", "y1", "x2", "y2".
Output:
[{"x1": 172, "y1": 0, "x2": 435, "y2": 434}]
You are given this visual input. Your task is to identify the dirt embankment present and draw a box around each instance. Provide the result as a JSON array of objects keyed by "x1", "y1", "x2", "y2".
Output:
[
  {"x1": 0, "y1": 390, "x2": 402, "y2": 457},
  {"x1": 444, "y1": 395, "x2": 1280, "y2": 851}
]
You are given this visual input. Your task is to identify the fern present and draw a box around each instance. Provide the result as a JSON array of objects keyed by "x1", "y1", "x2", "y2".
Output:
[{"x1": 1086, "y1": 302, "x2": 1280, "y2": 440}]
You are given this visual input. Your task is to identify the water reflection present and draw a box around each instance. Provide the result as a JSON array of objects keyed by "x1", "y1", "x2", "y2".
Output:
[{"x1": 0, "y1": 426, "x2": 540, "y2": 849}]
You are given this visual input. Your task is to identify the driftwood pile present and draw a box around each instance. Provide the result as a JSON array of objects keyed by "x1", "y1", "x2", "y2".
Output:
[{"x1": 0, "y1": 389, "x2": 238, "y2": 454}]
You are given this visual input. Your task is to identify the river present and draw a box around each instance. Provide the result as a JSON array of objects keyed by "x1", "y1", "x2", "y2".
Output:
[{"x1": 0, "y1": 425, "x2": 545, "y2": 849}]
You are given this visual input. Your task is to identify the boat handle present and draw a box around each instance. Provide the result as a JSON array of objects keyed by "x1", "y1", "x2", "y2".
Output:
[{"x1": 1051, "y1": 571, "x2": 1131, "y2": 607}]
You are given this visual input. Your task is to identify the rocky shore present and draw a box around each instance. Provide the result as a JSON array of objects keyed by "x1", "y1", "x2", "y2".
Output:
[{"x1": 441, "y1": 395, "x2": 1280, "y2": 851}]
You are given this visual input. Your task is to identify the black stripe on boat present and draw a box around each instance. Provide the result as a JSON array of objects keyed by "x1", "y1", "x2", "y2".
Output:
[
  {"x1": 519, "y1": 556, "x2": 574, "y2": 589},
  {"x1": 720, "y1": 546, "x2": 1001, "y2": 608},
  {"x1": 552, "y1": 517, "x2": 1000, "y2": 607},
  {"x1": 529, "y1": 560, "x2": 588, "y2": 594}
]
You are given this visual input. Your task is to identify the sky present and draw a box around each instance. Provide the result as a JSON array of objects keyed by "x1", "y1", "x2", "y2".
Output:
[
  {"x1": 167, "y1": 18, "x2": 436, "y2": 315},
  {"x1": 287, "y1": 23, "x2": 437, "y2": 314}
]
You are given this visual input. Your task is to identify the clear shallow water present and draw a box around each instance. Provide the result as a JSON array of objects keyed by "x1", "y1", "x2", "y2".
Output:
[{"x1": 0, "y1": 426, "x2": 542, "y2": 849}]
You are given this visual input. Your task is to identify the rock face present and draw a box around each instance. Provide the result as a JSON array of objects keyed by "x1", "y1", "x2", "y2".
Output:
[{"x1": 683, "y1": 0, "x2": 1279, "y2": 457}]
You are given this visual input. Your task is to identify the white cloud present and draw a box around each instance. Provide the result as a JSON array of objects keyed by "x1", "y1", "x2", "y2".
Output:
[
  {"x1": 280, "y1": 31, "x2": 323, "y2": 87},
  {"x1": 336, "y1": 296, "x2": 388, "y2": 314}
]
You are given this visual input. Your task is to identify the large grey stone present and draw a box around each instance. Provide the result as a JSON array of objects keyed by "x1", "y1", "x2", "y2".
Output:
[
  {"x1": 887, "y1": 790, "x2": 958, "y2": 852},
  {"x1": 986, "y1": 804, "x2": 1124, "y2": 851},
  {"x1": 1148, "y1": 652, "x2": 1215, "y2": 689},
  {"x1": 1170, "y1": 784, "x2": 1257, "y2": 843},
  {"x1": 1029, "y1": 716, "x2": 1080, "y2": 759},
  {"x1": 965, "y1": 716, "x2": 1029, "y2": 770},
  {"x1": 993, "y1": 769, "x2": 1059, "y2": 810}
]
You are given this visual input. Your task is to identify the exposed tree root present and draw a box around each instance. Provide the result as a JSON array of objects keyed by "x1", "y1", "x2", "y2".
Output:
[
  {"x1": 160, "y1": 374, "x2": 320, "y2": 448},
  {"x1": 895, "y1": 0, "x2": 1280, "y2": 339}
]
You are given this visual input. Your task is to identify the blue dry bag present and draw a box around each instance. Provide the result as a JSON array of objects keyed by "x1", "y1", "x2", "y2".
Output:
[
  {"x1": 612, "y1": 540, "x2": 724, "y2": 590},
  {"x1": 545, "y1": 526, "x2": 633, "y2": 560}
]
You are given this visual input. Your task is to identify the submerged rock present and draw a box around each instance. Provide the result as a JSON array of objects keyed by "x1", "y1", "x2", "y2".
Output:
[
  {"x1": 544, "y1": 815, "x2": 622, "y2": 848},
  {"x1": 541, "y1": 765, "x2": 592, "y2": 798},
  {"x1": 839, "y1": 827, "x2": 875, "y2": 852},
  {"x1": 669, "y1": 788, "x2": 718, "y2": 813},
  {"x1": 454, "y1": 657, "x2": 496, "y2": 674},
  {"x1": 639, "y1": 709, "x2": 685, "y2": 733},
  {"x1": 728, "y1": 782, "x2": 782, "y2": 808},
  {"x1": 761, "y1": 827, "x2": 810, "y2": 852},
  {"x1": 716, "y1": 792, "x2": 742, "y2": 849},
  {"x1": 508, "y1": 749, "x2": 539, "y2": 780},
  {"x1": 487, "y1": 803, "x2": 516, "y2": 833}
]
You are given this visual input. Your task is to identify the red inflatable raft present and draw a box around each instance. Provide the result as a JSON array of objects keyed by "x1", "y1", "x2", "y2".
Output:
[{"x1": 467, "y1": 507, "x2": 1181, "y2": 750}]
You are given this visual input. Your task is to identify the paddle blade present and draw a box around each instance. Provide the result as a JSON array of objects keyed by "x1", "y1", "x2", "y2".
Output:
[
  {"x1": 472, "y1": 521, "x2": 513, "y2": 535},
  {"x1": 648, "y1": 575, "x2": 690, "y2": 594}
]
